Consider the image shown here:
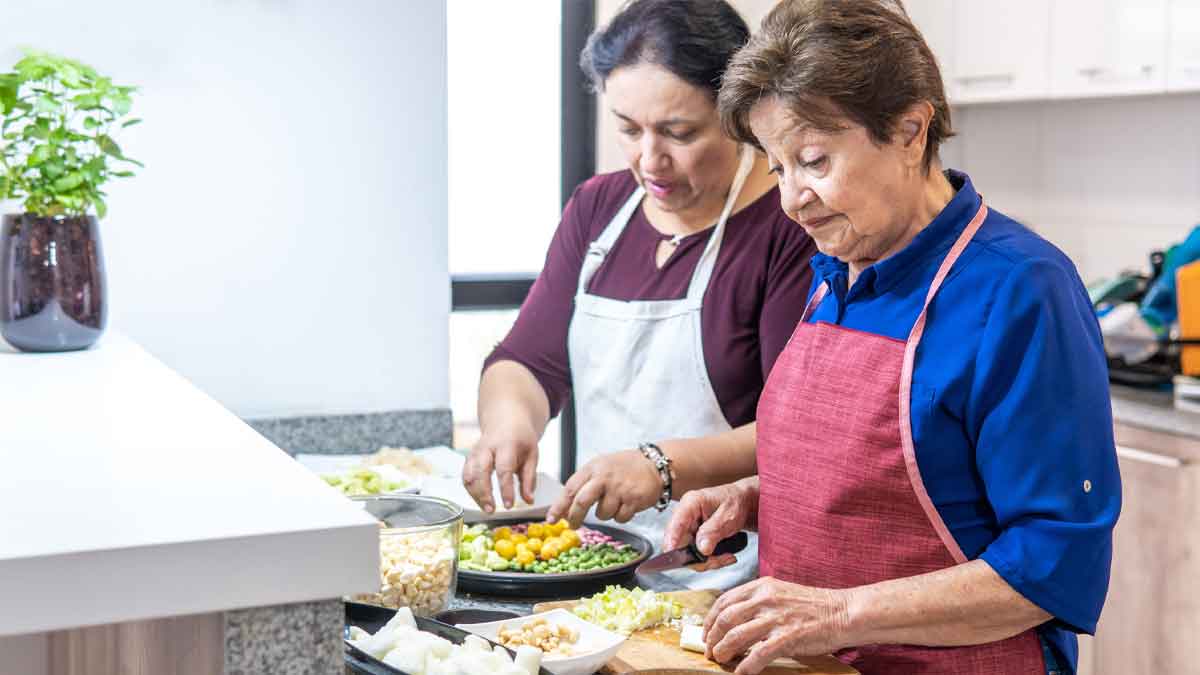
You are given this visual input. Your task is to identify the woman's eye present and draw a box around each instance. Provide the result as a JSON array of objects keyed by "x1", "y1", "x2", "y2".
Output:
[
  {"x1": 767, "y1": 164, "x2": 783, "y2": 176},
  {"x1": 802, "y1": 156, "x2": 827, "y2": 170},
  {"x1": 667, "y1": 130, "x2": 696, "y2": 142},
  {"x1": 620, "y1": 127, "x2": 639, "y2": 137}
]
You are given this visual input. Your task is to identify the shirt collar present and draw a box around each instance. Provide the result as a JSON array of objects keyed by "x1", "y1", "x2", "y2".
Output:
[{"x1": 809, "y1": 170, "x2": 980, "y2": 297}]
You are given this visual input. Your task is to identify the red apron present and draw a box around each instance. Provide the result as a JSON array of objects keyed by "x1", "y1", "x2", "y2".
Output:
[{"x1": 756, "y1": 203, "x2": 1046, "y2": 674}]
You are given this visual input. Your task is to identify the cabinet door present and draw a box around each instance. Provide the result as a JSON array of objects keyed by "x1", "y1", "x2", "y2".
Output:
[
  {"x1": 1050, "y1": 0, "x2": 1168, "y2": 98},
  {"x1": 1092, "y1": 427, "x2": 1200, "y2": 674},
  {"x1": 1167, "y1": 0, "x2": 1200, "y2": 91},
  {"x1": 905, "y1": 0, "x2": 956, "y2": 96},
  {"x1": 950, "y1": 0, "x2": 1052, "y2": 103}
]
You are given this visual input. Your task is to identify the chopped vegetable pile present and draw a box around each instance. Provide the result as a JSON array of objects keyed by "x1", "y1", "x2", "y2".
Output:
[
  {"x1": 571, "y1": 586, "x2": 683, "y2": 635},
  {"x1": 321, "y1": 466, "x2": 411, "y2": 496},
  {"x1": 348, "y1": 606, "x2": 540, "y2": 675},
  {"x1": 458, "y1": 520, "x2": 640, "y2": 574}
]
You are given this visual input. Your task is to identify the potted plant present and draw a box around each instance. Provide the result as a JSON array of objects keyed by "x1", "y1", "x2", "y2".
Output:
[{"x1": 0, "y1": 49, "x2": 140, "y2": 352}]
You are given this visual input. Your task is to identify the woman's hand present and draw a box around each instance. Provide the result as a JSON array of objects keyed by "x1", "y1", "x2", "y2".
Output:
[
  {"x1": 662, "y1": 477, "x2": 759, "y2": 570},
  {"x1": 546, "y1": 449, "x2": 661, "y2": 527},
  {"x1": 703, "y1": 577, "x2": 851, "y2": 675},
  {"x1": 462, "y1": 422, "x2": 540, "y2": 513}
]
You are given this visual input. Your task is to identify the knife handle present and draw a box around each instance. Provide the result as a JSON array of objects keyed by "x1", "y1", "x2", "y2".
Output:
[{"x1": 691, "y1": 531, "x2": 749, "y2": 560}]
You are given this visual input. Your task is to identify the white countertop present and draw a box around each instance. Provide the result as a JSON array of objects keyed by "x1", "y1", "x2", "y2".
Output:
[{"x1": 0, "y1": 334, "x2": 379, "y2": 636}]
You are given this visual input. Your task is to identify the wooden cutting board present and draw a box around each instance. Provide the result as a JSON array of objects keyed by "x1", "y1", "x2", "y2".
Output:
[{"x1": 533, "y1": 590, "x2": 858, "y2": 675}]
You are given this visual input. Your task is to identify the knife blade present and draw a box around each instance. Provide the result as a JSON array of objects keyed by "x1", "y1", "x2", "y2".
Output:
[{"x1": 636, "y1": 531, "x2": 749, "y2": 575}]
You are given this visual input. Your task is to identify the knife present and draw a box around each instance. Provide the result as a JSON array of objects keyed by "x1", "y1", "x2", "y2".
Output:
[{"x1": 635, "y1": 531, "x2": 750, "y2": 577}]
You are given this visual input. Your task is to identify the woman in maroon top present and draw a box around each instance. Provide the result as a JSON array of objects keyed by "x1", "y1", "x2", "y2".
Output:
[{"x1": 461, "y1": 0, "x2": 816, "y2": 588}]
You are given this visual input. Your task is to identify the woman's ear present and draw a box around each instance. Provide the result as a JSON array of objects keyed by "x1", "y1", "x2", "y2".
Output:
[{"x1": 894, "y1": 101, "x2": 934, "y2": 169}]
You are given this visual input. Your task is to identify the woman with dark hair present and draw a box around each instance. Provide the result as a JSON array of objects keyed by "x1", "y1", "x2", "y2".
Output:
[
  {"x1": 461, "y1": 0, "x2": 817, "y2": 589},
  {"x1": 664, "y1": 1, "x2": 1120, "y2": 673}
]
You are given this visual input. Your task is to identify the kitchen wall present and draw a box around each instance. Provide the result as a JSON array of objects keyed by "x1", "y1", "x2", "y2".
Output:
[
  {"x1": 943, "y1": 94, "x2": 1200, "y2": 284},
  {"x1": 0, "y1": 1, "x2": 449, "y2": 418}
]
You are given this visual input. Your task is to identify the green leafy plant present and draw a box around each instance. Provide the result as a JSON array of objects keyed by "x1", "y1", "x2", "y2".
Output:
[{"x1": 0, "y1": 50, "x2": 142, "y2": 219}]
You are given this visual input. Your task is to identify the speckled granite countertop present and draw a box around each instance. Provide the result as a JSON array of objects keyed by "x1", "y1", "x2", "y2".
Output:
[{"x1": 1110, "y1": 384, "x2": 1200, "y2": 440}]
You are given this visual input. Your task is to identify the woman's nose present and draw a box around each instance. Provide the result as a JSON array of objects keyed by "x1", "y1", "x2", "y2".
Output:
[
  {"x1": 780, "y1": 177, "x2": 817, "y2": 217},
  {"x1": 639, "y1": 135, "x2": 669, "y2": 174}
]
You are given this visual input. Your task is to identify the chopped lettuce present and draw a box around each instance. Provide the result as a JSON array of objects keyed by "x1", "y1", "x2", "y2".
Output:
[
  {"x1": 320, "y1": 467, "x2": 410, "y2": 496},
  {"x1": 571, "y1": 586, "x2": 682, "y2": 635}
]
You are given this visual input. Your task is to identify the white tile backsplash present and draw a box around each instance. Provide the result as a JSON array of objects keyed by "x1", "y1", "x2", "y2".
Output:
[{"x1": 949, "y1": 93, "x2": 1200, "y2": 283}]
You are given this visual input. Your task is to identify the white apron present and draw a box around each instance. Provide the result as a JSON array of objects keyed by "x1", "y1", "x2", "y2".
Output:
[{"x1": 566, "y1": 146, "x2": 759, "y2": 590}]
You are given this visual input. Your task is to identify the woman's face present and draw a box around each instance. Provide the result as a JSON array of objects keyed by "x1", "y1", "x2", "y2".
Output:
[
  {"x1": 604, "y1": 63, "x2": 740, "y2": 218},
  {"x1": 748, "y1": 96, "x2": 919, "y2": 268}
]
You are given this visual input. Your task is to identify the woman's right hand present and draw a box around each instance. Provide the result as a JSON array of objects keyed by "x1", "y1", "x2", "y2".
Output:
[
  {"x1": 663, "y1": 477, "x2": 759, "y2": 570},
  {"x1": 462, "y1": 423, "x2": 540, "y2": 514}
]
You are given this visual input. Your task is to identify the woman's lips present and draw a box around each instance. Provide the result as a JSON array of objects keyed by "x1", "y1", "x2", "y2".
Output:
[
  {"x1": 798, "y1": 214, "x2": 836, "y2": 230},
  {"x1": 645, "y1": 177, "x2": 675, "y2": 198}
]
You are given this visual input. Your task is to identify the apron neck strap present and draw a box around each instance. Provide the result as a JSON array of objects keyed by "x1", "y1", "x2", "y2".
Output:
[
  {"x1": 909, "y1": 200, "x2": 988, "y2": 337},
  {"x1": 802, "y1": 283, "x2": 828, "y2": 323},
  {"x1": 686, "y1": 145, "x2": 756, "y2": 303},
  {"x1": 800, "y1": 200, "x2": 988, "y2": 331}
]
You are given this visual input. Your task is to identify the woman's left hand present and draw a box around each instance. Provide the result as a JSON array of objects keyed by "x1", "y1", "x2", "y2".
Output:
[
  {"x1": 546, "y1": 448, "x2": 662, "y2": 527},
  {"x1": 704, "y1": 577, "x2": 853, "y2": 675}
]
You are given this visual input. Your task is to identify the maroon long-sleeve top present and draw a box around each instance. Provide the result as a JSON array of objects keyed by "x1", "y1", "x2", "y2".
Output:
[{"x1": 485, "y1": 169, "x2": 817, "y2": 427}]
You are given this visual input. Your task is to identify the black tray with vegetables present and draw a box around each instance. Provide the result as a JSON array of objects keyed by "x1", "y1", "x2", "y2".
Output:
[
  {"x1": 344, "y1": 601, "x2": 553, "y2": 675},
  {"x1": 456, "y1": 518, "x2": 652, "y2": 597}
]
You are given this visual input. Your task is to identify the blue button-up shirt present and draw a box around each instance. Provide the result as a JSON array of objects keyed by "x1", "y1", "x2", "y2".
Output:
[{"x1": 806, "y1": 170, "x2": 1121, "y2": 672}]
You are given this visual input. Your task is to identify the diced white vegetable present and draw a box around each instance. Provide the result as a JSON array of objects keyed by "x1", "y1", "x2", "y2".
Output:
[
  {"x1": 463, "y1": 634, "x2": 491, "y2": 653},
  {"x1": 382, "y1": 641, "x2": 429, "y2": 673},
  {"x1": 384, "y1": 606, "x2": 418, "y2": 632},
  {"x1": 680, "y1": 624, "x2": 705, "y2": 653},
  {"x1": 347, "y1": 626, "x2": 370, "y2": 641},
  {"x1": 421, "y1": 632, "x2": 455, "y2": 660},
  {"x1": 354, "y1": 627, "x2": 402, "y2": 659},
  {"x1": 514, "y1": 645, "x2": 542, "y2": 675}
]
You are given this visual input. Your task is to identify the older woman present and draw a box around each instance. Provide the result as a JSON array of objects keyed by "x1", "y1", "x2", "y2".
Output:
[
  {"x1": 663, "y1": 2, "x2": 1121, "y2": 673},
  {"x1": 462, "y1": 0, "x2": 816, "y2": 589}
]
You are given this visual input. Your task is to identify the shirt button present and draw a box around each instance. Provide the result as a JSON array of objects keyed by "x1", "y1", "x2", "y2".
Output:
[{"x1": 1083, "y1": 479, "x2": 1093, "y2": 493}]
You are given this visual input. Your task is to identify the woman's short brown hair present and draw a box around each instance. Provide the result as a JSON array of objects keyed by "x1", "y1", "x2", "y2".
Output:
[{"x1": 717, "y1": 0, "x2": 953, "y2": 170}]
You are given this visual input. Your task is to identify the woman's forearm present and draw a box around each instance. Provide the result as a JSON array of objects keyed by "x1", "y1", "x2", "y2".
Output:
[
  {"x1": 660, "y1": 423, "x2": 757, "y2": 497},
  {"x1": 477, "y1": 360, "x2": 551, "y2": 440},
  {"x1": 841, "y1": 559, "x2": 1051, "y2": 648}
]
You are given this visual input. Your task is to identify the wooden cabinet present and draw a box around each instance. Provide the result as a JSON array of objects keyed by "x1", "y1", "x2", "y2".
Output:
[
  {"x1": 1167, "y1": 0, "x2": 1200, "y2": 91},
  {"x1": 1050, "y1": 0, "x2": 1168, "y2": 98},
  {"x1": 1088, "y1": 424, "x2": 1200, "y2": 674}
]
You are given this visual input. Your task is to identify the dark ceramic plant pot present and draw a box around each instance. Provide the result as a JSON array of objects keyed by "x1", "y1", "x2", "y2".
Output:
[{"x1": 0, "y1": 213, "x2": 106, "y2": 352}]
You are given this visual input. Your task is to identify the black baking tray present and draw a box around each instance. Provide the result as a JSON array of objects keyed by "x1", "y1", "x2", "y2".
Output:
[
  {"x1": 343, "y1": 601, "x2": 552, "y2": 675},
  {"x1": 456, "y1": 519, "x2": 653, "y2": 598}
]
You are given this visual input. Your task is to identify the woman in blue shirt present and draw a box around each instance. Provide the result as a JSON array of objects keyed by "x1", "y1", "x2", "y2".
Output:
[{"x1": 662, "y1": 2, "x2": 1121, "y2": 674}]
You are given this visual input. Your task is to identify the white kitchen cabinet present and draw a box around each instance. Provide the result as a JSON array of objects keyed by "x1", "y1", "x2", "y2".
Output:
[
  {"x1": 949, "y1": 0, "x2": 1052, "y2": 103},
  {"x1": 904, "y1": 0, "x2": 956, "y2": 89},
  {"x1": 1050, "y1": 0, "x2": 1168, "y2": 99},
  {"x1": 1167, "y1": 0, "x2": 1200, "y2": 91}
]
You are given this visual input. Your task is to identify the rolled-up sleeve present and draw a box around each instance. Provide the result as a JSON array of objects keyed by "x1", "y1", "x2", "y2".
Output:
[{"x1": 970, "y1": 257, "x2": 1121, "y2": 634}]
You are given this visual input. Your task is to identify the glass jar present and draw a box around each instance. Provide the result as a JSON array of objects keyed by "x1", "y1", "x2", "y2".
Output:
[{"x1": 352, "y1": 494, "x2": 463, "y2": 617}]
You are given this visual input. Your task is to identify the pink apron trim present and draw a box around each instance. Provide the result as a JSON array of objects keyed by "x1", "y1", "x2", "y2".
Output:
[
  {"x1": 802, "y1": 282, "x2": 828, "y2": 324},
  {"x1": 898, "y1": 202, "x2": 989, "y2": 565}
]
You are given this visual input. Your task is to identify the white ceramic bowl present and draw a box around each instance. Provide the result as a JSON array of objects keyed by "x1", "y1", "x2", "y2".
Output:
[{"x1": 456, "y1": 608, "x2": 627, "y2": 675}]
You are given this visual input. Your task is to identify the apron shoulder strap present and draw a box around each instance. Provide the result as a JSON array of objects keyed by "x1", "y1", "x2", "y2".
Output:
[
  {"x1": 576, "y1": 183, "x2": 646, "y2": 296},
  {"x1": 686, "y1": 145, "x2": 757, "y2": 303}
]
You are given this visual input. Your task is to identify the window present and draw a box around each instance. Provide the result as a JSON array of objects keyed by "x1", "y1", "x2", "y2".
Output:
[{"x1": 447, "y1": 1, "x2": 594, "y2": 482}]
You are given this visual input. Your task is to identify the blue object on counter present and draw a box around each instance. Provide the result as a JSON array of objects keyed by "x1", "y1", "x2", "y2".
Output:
[{"x1": 1140, "y1": 225, "x2": 1200, "y2": 332}]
